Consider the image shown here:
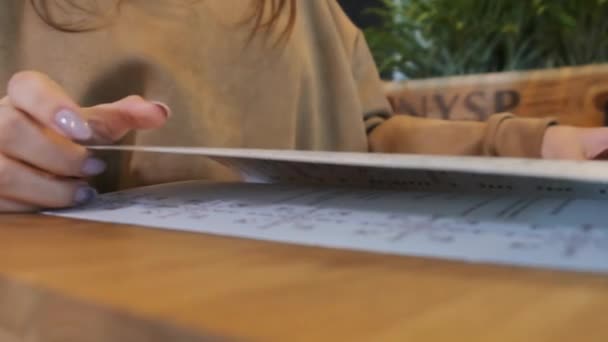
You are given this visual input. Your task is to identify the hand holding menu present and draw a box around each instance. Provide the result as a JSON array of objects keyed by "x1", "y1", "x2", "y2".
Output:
[{"x1": 47, "y1": 146, "x2": 608, "y2": 273}]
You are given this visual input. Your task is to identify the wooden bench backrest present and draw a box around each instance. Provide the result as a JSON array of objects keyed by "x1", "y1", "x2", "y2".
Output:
[{"x1": 385, "y1": 64, "x2": 608, "y2": 127}]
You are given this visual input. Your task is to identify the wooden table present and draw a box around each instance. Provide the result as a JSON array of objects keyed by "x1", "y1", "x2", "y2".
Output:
[{"x1": 0, "y1": 215, "x2": 607, "y2": 342}]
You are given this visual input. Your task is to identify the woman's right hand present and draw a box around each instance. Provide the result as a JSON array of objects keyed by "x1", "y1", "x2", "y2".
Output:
[{"x1": 0, "y1": 71, "x2": 169, "y2": 212}]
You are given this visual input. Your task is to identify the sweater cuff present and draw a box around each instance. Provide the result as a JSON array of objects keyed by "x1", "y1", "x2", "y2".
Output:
[
  {"x1": 483, "y1": 113, "x2": 558, "y2": 158},
  {"x1": 364, "y1": 111, "x2": 391, "y2": 134}
]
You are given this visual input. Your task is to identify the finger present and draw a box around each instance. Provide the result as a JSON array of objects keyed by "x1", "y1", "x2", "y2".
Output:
[
  {"x1": 6, "y1": 71, "x2": 93, "y2": 141},
  {"x1": 0, "y1": 154, "x2": 96, "y2": 208},
  {"x1": 0, "y1": 197, "x2": 38, "y2": 213},
  {"x1": 84, "y1": 95, "x2": 170, "y2": 144},
  {"x1": 580, "y1": 128, "x2": 608, "y2": 160},
  {"x1": 0, "y1": 104, "x2": 105, "y2": 177}
]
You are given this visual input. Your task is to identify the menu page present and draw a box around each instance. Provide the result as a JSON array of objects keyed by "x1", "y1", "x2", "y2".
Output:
[
  {"x1": 90, "y1": 145, "x2": 608, "y2": 198},
  {"x1": 47, "y1": 181, "x2": 608, "y2": 273}
]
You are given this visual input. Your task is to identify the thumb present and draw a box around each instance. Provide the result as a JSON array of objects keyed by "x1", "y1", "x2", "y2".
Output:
[{"x1": 83, "y1": 95, "x2": 170, "y2": 144}]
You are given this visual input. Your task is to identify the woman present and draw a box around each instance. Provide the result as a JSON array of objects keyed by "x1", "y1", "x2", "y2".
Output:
[{"x1": 0, "y1": 0, "x2": 605, "y2": 212}]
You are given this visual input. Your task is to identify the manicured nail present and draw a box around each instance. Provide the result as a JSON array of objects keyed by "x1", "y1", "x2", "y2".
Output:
[
  {"x1": 151, "y1": 101, "x2": 172, "y2": 118},
  {"x1": 54, "y1": 109, "x2": 93, "y2": 141},
  {"x1": 74, "y1": 186, "x2": 98, "y2": 205},
  {"x1": 82, "y1": 158, "x2": 107, "y2": 176}
]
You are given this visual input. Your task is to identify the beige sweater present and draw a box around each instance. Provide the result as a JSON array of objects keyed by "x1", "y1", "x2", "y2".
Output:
[{"x1": 0, "y1": 0, "x2": 554, "y2": 191}]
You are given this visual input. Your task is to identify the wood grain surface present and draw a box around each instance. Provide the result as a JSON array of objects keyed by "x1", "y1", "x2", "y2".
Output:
[{"x1": 0, "y1": 214, "x2": 607, "y2": 341}]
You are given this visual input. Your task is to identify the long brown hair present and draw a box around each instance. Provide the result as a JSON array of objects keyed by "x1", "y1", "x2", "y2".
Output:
[
  {"x1": 249, "y1": 0, "x2": 296, "y2": 43},
  {"x1": 31, "y1": 0, "x2": 297, "y2": 40}
]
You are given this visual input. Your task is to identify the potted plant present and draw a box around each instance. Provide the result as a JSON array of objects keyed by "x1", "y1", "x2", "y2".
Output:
[{"x1": 364, "y1": 0, "x2": 608, "y2": 126}]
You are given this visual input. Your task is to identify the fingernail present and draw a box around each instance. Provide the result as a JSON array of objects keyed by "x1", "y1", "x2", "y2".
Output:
[
  {"x1": 74, "y1": 186, "x2": 97, "y2": 205},
  {"x1": 54, "y1": 109, "x2": 93, "y2": 141},
  {"x1": 151, "y1": 101, "x2": 172, "y2": 118},
  {"x1": 82, "y1": 158, "x2": 107, "y2": 176}
]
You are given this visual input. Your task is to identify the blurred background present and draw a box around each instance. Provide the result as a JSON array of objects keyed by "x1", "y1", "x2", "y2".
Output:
[
  {"x1": 340, "y1": 0, "x2": 608, "y2": 80},
  {"x1": 339, "y1": 0, "x2": 608, "y2": 127},
  {"x1": 338, "y1": 0, "x2": 384, "y2": 29}
]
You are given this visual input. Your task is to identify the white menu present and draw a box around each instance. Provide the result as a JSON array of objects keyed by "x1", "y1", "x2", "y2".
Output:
[{"x1": 46, "y1": 146, "x2": 608, "y2": 273}]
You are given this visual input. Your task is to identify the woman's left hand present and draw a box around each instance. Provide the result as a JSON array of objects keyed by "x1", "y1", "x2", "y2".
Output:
[{"x1": 542, "y1": 125, "x2": 608, "y2": 160}]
